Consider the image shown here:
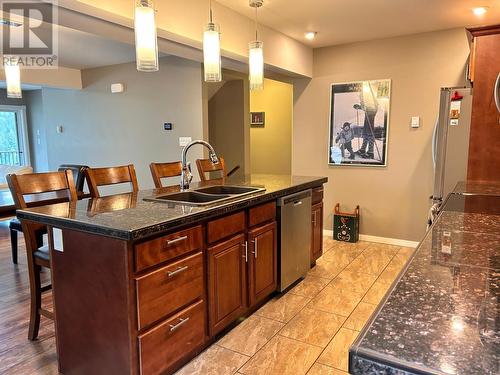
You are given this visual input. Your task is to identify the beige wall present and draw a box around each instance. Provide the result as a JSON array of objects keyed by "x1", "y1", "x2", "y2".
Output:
[
  {"x1": 293, "y1": 28, "x2": 470, "y2": 241},
  {"x1": 250, "y1": 78, "x2": 293, "y2": 174},
  {"x1": 208, "y1": 80, "x2": 246, "y2": 176},
  {"x1": 0, "y1": 66, "x2": 82, "y2": 90}
]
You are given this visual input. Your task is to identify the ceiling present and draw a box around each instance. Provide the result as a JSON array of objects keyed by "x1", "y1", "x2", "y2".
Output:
[{"x1": 217, "y1": 0, "x2": 500, "y2": 47}]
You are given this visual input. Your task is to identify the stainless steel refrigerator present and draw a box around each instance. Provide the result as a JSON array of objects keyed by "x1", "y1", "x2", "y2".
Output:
[{"x1": 429, "y1": 87, "x2": 473, "y2": 223}]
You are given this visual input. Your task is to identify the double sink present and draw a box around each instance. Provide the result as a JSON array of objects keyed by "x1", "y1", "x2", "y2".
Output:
[{"x1": 144, "y1": 185, "x2": 266, "y2": 207}]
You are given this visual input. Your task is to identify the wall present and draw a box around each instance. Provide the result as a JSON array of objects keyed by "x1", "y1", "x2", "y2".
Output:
[
  {"x1": 250, "y1": 78, "x2": 293, "y2": 174},
  {"x1": 29, "y1": 56, "x2": 204, "y2": 189},
  {"x1": 293, "y1": 28, "x2": 470, "y2": 241},
  {"x1": 0, "y1": 89, "x2": 28, "y2": 107},
  {"x1": 24, "y1": 90, "x2": 49, "y2": 171},
  {"x1": 208, "y1": 80, "x2": 246, "y2": 176}
]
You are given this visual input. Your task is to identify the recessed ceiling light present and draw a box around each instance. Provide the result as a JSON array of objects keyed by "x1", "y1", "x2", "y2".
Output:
[
  {"x1": 472, "y1": 6, "x2": 488, "y2": 16},
  {"x1": 304, "y1": 32, "x2": 317, "y2": 41}
]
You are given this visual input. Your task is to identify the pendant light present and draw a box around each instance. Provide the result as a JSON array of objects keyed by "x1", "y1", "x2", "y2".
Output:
[
  {"x1": 5, "y1": 60, "x2": 22, "y2": 99},
  {"x1": 203, "y1": 0, "x2": 222, "y2": 82},
  {"x1": 249, "y1": 0, "x2": 264, "y2": 91},
  {"x1": 134, "y1": 0, "x2": 159, "y2": 72}
]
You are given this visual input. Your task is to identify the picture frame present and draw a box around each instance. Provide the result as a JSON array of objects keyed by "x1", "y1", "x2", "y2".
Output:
[
  {"x1": 328, "y1": 79, "x2": 391, "y2": 167},
  {"x1": 250, "y1": 111, "x2": 265, "y2": 127}
]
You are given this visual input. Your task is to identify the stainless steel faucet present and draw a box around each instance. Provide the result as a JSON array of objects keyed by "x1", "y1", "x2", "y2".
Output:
[{"x1": 180, "y1": 140, "x2": 219, "y2": 190}]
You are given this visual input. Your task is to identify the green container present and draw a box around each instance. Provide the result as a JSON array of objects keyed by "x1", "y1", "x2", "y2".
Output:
[{"x1": 333, "y1": 204, "x2": 359, "y2": 243}]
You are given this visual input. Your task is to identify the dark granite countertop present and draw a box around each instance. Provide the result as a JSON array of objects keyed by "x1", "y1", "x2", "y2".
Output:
[
  {"x1": 16, "y1": 174, "x2": 327, "y2": 241},
  {"x1": 453, "y1": 181, "x2": 500, "y2": 196},
  {"x1": 349, "y1": 194, "x2": 500, "y2": 375}
]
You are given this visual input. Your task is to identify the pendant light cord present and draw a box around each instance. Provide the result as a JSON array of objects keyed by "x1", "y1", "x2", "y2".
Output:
[
  {"x1": 254, "y1": 5, "x2": 258, "y2": 40},
  {"x1": 209, "y1": 0, "x2": 213, "y2": 23}
]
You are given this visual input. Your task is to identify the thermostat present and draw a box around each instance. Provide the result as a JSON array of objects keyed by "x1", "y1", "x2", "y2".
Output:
[{"x1": 164, "y1": 123, "x2": 173, "y2": 130}]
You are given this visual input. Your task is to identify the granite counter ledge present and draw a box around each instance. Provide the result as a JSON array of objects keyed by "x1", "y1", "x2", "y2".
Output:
[
  {"x1": 349, "y1": 194, "x2": 500, "y2": 375},
  {"x1": 16, "y1": 174, "x2": 327, "y2": 241}
]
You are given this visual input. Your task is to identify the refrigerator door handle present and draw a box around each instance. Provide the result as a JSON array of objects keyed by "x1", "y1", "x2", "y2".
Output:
[
  {"x1": 432, "y1": 117, "x2": 439, "y2": 169},
  {"x1": 494, "y1": 72, "x2": 500, "y2": 115}
]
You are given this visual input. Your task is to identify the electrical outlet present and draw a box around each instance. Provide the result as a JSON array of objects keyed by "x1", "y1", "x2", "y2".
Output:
[
  {"x1": 411, "y1": 116, "x2": 420, "y2": 128},
  {"x1": 179, "y1": 137, "x2": 192, "y2": 147}
]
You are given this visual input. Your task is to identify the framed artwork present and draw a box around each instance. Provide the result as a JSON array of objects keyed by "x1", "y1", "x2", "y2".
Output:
[
  {"x1": 328, "y1": 79, "x2": 391, "y2": 166},
  {"x1": 250, "y1": 112, "x2": 265, "y2": 127}
]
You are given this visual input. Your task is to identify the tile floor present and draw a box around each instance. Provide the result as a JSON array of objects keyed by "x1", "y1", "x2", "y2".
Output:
[{"x1": 176, "y1": 238, "x2": 415, "y2": 375}]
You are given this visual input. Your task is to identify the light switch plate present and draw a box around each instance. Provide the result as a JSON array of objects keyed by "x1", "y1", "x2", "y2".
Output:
[
  {"x1": 179, "y1": 137, "x2": 192, "y2": 147},
  {"x1": 411, "y1": 116, "x2": 420, "y2": 128}
]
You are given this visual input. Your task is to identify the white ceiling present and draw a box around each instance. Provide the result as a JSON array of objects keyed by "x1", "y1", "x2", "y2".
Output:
[{"x1": 217, "y1": 0, "x2": 500, "y2": 47}]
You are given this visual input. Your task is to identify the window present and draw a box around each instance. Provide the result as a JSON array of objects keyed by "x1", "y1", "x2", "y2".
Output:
[{"x1": 0, "y1": 105, "x2": 30, "y2": 166}]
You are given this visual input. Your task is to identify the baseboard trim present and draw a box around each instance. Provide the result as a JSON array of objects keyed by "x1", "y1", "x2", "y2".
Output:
[{"x1": 323, "y1": 230, "x2": 419, "y2": 248}]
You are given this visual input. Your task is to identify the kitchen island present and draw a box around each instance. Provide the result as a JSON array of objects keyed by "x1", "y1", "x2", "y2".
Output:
[
  {"x1": 349, "y1": 183, "x2": 499, "y2": 375},
  {"x1": 16, "y1": 174, "x2": 326, "y2": 375}
]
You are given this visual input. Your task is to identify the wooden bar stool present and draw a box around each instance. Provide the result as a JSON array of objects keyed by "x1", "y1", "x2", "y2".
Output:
[
  {"x1": 7, "y1": 170, "x2": 78, "y2": 340},
  {"x1": 86, "y1": 164, "x2": 139, "y2": 198},
  {"x1": 196, "y1": 157, "x2": 226, "y2": 181},
  {"x1": 9, "y1": 164, "x2": 89, "y2": 265},
  {"x1": 149, "y1": 161, "x2": 182, "y2": 188}
]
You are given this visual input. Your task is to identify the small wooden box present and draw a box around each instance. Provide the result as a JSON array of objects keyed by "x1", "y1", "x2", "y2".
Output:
[{"x1": 333, "y1": 204, "x2": 359, "y2": 243}]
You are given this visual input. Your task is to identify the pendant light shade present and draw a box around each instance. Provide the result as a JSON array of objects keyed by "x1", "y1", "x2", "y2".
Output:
[
  {"x1": 249, "y1": 0, "x2": 264, "y2": 91},
  {"x1": 203, "y1": 23, "x2": 222, "y2": 82},
  {"x1": 134, "y1": 0, "x2": 159, "y2": 72},
  {"x1": 249, "y1": 40, "x2": 264, "y2": 90},
  {"x1": 5, "y1": 62, "x2": 22, "y2": 99}
]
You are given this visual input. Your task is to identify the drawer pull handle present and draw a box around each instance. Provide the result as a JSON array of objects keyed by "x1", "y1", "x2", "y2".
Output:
[
  {"x1": 165, "y1": 236, "x2": 188, "y2": 247},
  {"x1": 169, "y1": 317, "x2": 190, "y2": 332},
  {"x1": 242, "y1": 241, "x2": 248, "y2": 263},
  {"x1": 166, "y1": 266, "x2": 188, "y2": 277}
]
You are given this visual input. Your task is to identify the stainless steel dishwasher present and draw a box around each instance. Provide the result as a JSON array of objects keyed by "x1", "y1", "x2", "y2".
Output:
[{"x1": 277, "y1": 189, "x2": 312, "y2": 291}]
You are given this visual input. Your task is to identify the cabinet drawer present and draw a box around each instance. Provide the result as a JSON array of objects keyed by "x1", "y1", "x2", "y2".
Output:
[
  {"x1": 138, "y1": 299, "x2": 205, "y2": 375},
  {"x1": 249, "y1": 201, "x2": 276, "y2": 227},
  {"x1": 207, "y1": 211, "x2": 245, "y2": 244},
  {"x1": 312, "y1": 186, "x2": 324, "y2": 204},
  {"x1": 134, "y1": 225, "x2": 203, "y2": 272},
  {"x1": 136, "y1": 252, "x2": 204, "y2": 330}
]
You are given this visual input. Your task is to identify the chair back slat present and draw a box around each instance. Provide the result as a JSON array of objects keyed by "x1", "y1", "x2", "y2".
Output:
[
  {"x1": 7, "y1": 170, "x2": 78, "y2": 209},
  {"x1": 86, "y1": 164, "x2": 139, "y2": 198},
  {"x1": 196, "y1": 158, "x2": 226, "y2": 181},
  {"x1": 149, "y1": 161, "x2": 182, "y2": 188}
]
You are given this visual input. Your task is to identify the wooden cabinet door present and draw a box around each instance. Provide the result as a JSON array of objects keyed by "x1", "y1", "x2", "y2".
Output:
[
  {"x1": 248, "y1": 222, "x2": 277, "y2": 307},
  {"x1": 311, "y1": 202, "x2": 323, "y2": 264},
  {"x1": 467, "y1": 32, "x2": 500, "y2": 182},
  {"x1": 207, "y1": 234, "x2": 247, "y2": 336}
]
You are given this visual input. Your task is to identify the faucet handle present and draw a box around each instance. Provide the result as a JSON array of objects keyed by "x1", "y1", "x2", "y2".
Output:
[{"x1": 209, "y1": 152, "x2": 219, "y2": 165}]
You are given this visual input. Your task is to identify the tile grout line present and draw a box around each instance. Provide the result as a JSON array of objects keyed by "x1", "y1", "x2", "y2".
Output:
[{"x1": 306, "y1": 243, "x2": 404, "y2": 373}]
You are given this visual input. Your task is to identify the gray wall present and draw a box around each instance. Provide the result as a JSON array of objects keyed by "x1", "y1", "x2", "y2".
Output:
[
  {"x1": 24, "y1": 90, "x2": 48, "y2": 172},
  {"x1": 0, "y1": 89, "x2": 28, "y2": 106},
  {"x1": 28, "y1": 56, "x2": 205, "y2": 189}
]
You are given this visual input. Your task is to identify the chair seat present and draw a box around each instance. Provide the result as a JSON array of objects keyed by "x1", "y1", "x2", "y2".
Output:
[
  {"x1": 34, "y1": 245, "x2": 49, "y2": 262},
  {"x1": 9, "y1": 218, "x2": 22, "y2": 231}
]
